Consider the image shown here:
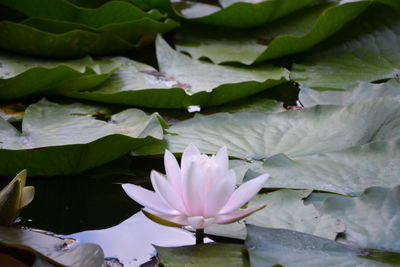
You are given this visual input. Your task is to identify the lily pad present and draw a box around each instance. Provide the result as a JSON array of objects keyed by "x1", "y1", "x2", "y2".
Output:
[
  {"x1": 246, "y1": 139, "x2": 400, "y2": 195},
  {"x1": 316, "y1": 186, "x2": 400, "y2": 251},
  {"x1": 0, "y1": 53, "x2": 120, "y2": 100},
  {"x1": 175, "y1": 0, "x2": 369, "y2": 64},
  {"x1": 163, "y1": 98, "x2": 400, "y2": 159},
  {"x1": 206, "y1": 189, "x2": 345, "y2": 240},
  {"x1": 245, "y1": 225, "x2": 393, "y2": 267},
  {"x1": 156, "y1": 243, "x2": 249, "y2": 267},
  {"x1": 0, "y1": 0, "x2": 164, "y2": 27},
  {"x1": 0, "y1": 226, "x2": 104, "y2": 267},
  {"x1": 299, "y1": 79, "x2": 400, "y2": 107},
  {"x1": 64, "y1": 36, "x2": 288, "y2": 108},
  {"x1": 172, "y1": 0, "x2": 315, "y2": 29},
  {"x1": 0, "y1": 99, "x2": 165, "y2": 176},
  {"x1": 292, "y1": 4, "x2": 400, "y2": 90}
]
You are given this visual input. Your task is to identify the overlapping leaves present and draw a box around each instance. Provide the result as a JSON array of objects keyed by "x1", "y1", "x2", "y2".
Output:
[{"x1": 0, "y1": 0, "x2": 178, "y2": 58}]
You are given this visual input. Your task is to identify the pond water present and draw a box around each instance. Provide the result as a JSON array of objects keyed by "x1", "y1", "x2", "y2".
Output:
[{"x1": 1, "y1": 156, "x2": 205, "y2": 266}]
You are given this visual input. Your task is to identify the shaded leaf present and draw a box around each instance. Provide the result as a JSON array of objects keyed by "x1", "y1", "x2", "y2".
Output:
[
  {"x1": 0, "y1": 226, "x2": 104, "y2": 267},
  {"x1": 292, "y1": 4, "x2": 400, "y2": 90},
  {"x1": 172, "y1": 0, "x2": 315, "y2": 28},
  {"x1": 156, "y1": 243, "x2": 249, "y2": 267},
  {"x1": 175, "y1": 0, "x2": 369, "y2": 64}
]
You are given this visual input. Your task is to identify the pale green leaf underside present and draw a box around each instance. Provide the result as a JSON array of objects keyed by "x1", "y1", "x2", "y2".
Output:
[
  {"x1": 206, "y1": 189, "x2": 345, "y2": 240},
  {"x1": 316, "y1": 186, "x2": 400, "y2": 252},
  {"x1": 247, "y1": 139, "x2": 400, "y2": 196},
  {"x1": 165, "y1": 98, "x2": 400, "y2": 159},
  {"x1": 299, "y1": 79, "x2": 400, "y2": 107},
  {"x1": 245, "y1": 225, "x2": 392, "y2": 267}
]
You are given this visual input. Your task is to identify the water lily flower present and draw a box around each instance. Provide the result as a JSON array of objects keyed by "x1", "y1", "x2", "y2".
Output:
[{"x1": 122, "y1": 145, "x2": 269, "y2": 231}]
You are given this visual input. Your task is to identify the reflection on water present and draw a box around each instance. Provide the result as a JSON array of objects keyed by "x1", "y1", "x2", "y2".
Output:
[{"x1": 68, "y1": 211, "x2": 209, "y2": 266}]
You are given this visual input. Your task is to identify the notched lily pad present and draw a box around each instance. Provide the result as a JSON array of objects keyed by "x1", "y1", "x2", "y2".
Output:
[{"x1": 0, "y1": 99, "x2": 165, "y2": 176}]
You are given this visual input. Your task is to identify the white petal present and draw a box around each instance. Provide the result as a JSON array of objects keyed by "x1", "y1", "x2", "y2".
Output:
[
  {"x1": 151, "y1": 171, "x2": 187, "y2": 214},
  {"x1": 215, "y1": 205, "x2": 266, "y2": 224},
  {"x1": 182, "y1": 162, "x2": 204, "y2": 216},
  {"x1": 164, "y1": 149, "x2": 182, "y2": 193},
  {"x1": 121, "y1": 184, "x2": 178, "y2": 215},
  {"x1": 187, "y1": 216, "x2": 216, "y2": 229},
  {"x1": 181, "y1": 144, "x2": 201, "y2": 176},
  {"x1": 215, "y1": 146, "x2": 229, "y2": 172},
  {"x1": 219, "y1": 173, "x2": 269, "y2": 214},
  {"x1": 204, "y1": 170, "x2": 236, "y2": 217}
]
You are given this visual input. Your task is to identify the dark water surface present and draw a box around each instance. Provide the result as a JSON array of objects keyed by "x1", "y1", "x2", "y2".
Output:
[{"x1": 1, "y1": 156, "x2": 199, "y2": 266}]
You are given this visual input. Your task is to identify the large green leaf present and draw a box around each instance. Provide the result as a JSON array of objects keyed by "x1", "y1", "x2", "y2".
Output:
[
  {"x1": 299, "y1": 79, "x2": 400, "y2": 107},
  {"x1": 0, "y1": 99, "x2": 165, "y2": 176},
  {"x1": 245, "y1": 225, "x2": 394, "y2": 267},
  {"x1": 175, "y1": 0, "x2": 369, "y2": 64},
  {"x1": 156, "y1": 243, "x2": 249, "y2": 267},
  {"x1": 172, "y1": 0, "x2": 315, "y2": 29},
  {"x1": 292, "y1": 4, "x2": 400, "y2": 90},
  {"x1": 246, "y1": 139, "x2": 400, "y2": 195},
  {"x1": 0, "y1": 53, "x2": 120, "y2": 100},
  {"x1": 0, "y1": 226, "x2": 104, "y2": 267},
  {"x1": 0, "y1": 0, "x2": 164, "y2": 27},
  {"x1": 64, "y1": 36, "x2": 288, "y2": 108},
  {"x1": 163, "y1": 98, "x2": 400, "y2": 159},
  {"x1": 317, "y1": 186, "x2": 400, "y2": 251},
  {"x1": 0, "y1": 19, "x2": 177, "y2": 58},
  {"x1": 206, "y1": 189, "x2": 345, "y2": 240}
]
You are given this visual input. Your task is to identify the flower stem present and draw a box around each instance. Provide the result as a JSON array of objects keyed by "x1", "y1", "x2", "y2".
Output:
[{"x1": 196, "y1": 228, "x2": 204, "y2": 245}]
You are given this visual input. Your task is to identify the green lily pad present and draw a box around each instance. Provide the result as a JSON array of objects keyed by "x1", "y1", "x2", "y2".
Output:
[
  {"x1": 20, "y1": 16, "x2": 179, "y2": 45},
  {"x1": 0, "y1": 53, "x2": 120, "y2": 100},
  {"x1": 0, "y1": 17, "x2": 177, "y2": 58},
  {"x1": 245, "y1": 225, "x2": 393, "y2": 267},
  {"x1": 0, "y1": 226, "x2": 104, "y2": 267},
  {"x1": 0, "y1": 99, "x2": 165, "y2": 176},
  {"x1": 246, "y1": 139, "x2": 400, "y2": 195},
  {"x1": 156, "y1": 243, "x2": 249, "y2": 267},
  {"x1": 292, "y1": 4, "x2": 400, "y2": 90},
  {"x1": 299, "y1": 79, "x2": 400, "y2": 107},
  {"x1": 206, "y1": 189, "x2": 345, "y2": 240},
  {"x1": 316, "y1": 186, "x2": 400, "y2": 251},
  {"x1": 0, "y1": 0, "x2": 164, "y2": 27},
  {"x1": 172, "y1": 0, "x2": 315, "y2": 29},
  {"x1": 163, "y1": 98, "x2": 400, "y2": 159},
  {"x1": 175, "y1": 0, "x2": 369, "y2": 64},
  {"x1": 64, "y1": 36, "x2": 288, "y2": 108}
]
